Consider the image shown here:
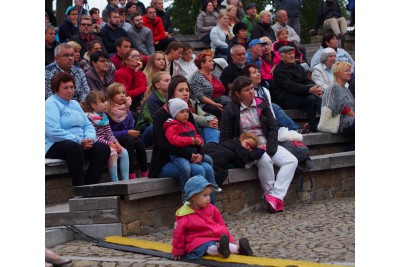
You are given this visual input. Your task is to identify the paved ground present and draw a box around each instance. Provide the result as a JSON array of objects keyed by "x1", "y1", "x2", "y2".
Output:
[{"x1": 49, "y1": 197, "x2": 355, "y2": 267}]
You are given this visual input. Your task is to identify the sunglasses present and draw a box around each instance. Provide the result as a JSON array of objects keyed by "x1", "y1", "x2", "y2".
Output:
[{"x1": 80, "y1": 23, "x2": 92, "y2": 27}]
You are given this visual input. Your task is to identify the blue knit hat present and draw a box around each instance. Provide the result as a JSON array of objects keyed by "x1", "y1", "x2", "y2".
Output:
[{"x1": 184, "y1": 175, "x2": 213, "y2": 200}]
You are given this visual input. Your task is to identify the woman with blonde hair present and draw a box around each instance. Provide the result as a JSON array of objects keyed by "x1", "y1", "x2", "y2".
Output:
[
  {"x1": 210, "y1": 10, "x2": 233, "y2": 61},
  {"x1": 320, "y1": 62, "x2": 354, "y2": 150},
  {"x1": 136, "y1": 71, "x2": 171, "y2": 147},
  {"x1": 143, "y1": 51, "x2": 168, "y2": 85},
  {"x1": 67, "y1": 40, "x2": 82, "y2": 66},
  {"x1": 226, "y1": 4, "x2": 239, "y2": 27}
]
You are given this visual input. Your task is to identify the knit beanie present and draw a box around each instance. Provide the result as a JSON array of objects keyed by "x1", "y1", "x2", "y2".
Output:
[{"x1": 168, "y1": 98, "x2": 188, "y2": 119}]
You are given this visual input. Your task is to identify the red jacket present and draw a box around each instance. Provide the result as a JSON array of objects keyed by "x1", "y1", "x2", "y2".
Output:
[
  {"x1": 110, "y1": 54, "x2": 124, "y2": 70},
  {"x1": 163, "y1": 119, "x2": 203, "y2": 147},
  {"x1": 172, "y1": 203, "x2": 235, "y2": 256},
  {"x1": 142, "y1": 15, "x2": 166, "y2": 44},
  {"x1": 113, "y1": 66, "x2": 147, "y2": 100}
]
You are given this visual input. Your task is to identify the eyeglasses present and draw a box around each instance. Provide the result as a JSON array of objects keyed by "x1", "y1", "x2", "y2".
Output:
[
  {"x1": 60, "y1": 53, "x2": 74, "y2": 58},
  {"x1": 128, "y1": 54, "x2": 141, "y2": 59},
  {"x1": 80, "y1": 23, "x2": 92, "y2": 27}
]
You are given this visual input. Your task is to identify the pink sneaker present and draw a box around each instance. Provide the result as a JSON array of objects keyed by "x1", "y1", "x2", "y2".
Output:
[
  {"x1": 276, "y1": 198, "x2": 285, "y2": 212},
  {"x1": 129, "y1": 173, "x2": 137, "y2": 179},
  {"x1": 263, "y1": 193, "x2": 277, "y2": 213}
]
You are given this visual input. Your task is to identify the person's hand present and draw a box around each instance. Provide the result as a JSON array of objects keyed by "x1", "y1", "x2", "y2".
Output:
[
  {"x1": 128, "y1": 130, "x2": 140, "y2": 138},
  {"x1": 260, "y1": 144, "x2": 267, "y2": 151},
  {"x1": 194, "y1": 137, "x2": 203, "y2": 146},
  {"x1": 193, "y1": 153, "x2": 203, "y2": 163},
  {"x1": 81, "y1": 138, "x2": 93, "y2": 149},
  {"x1": 115, "y1": 142, "x2": 123, "y2": 153},
  {"x1": 191, "y1": 138, "x2": 197, "y2": 145},
  {"x1": 208, "y1": 118, "x2": 219, "y2": 128},
  {"x1": 135, "y1": 61, "x2": 143, "y2": 71},
  {"x1": 190, "y1": 153, "x2": 199, "y2": 162},
  {"x1": 214, "y1": 102, "x2": 223, "y2": 111},
  {"x1": 309, "y1": 85, "x2": 323, "y2": 97},
  {"x1": 109, "y1": 143, "x2": 117, "y2": 150},
  {"x1": 270, "y1": 65, "x2": 276, "y2": 75}
]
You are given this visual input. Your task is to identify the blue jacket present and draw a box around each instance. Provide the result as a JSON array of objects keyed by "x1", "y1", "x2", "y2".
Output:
[{"x1": 45, "y1": 94, "x2": 96, "y2": 154}]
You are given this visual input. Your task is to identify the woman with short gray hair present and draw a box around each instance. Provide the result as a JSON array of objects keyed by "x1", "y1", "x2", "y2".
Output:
[{"x1": 311, "y1": 47, "x2": 336, "y2": 91}]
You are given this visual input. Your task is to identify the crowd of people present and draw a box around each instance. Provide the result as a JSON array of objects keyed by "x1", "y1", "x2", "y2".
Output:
[{"x1": 45, "y1": 1, "x2": 355, "y2": 262}]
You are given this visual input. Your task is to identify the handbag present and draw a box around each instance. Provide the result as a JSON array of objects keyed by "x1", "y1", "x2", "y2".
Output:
[{"x1": 317, "y1": 87, "x2": 340, "y2": 134}]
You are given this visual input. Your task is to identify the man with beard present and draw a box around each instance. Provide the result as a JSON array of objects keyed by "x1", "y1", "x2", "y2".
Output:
[
  {"x1": 142, "y1": 6, "x2": 173, "y2": 51},
  {"x1": 126, "y1": 12, "x2": 154, "y2": 56},
  {"x1": 101, "y1": 10, "x2": 128, "y2": 55},
  {"x1": 151, "y1": 0, "x2": 173, "y2": 37}
]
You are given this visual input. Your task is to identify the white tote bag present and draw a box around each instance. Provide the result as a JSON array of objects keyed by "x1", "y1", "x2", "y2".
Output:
[{"x1": 317, "y1": 87, "x2": 340, "y2": 134}]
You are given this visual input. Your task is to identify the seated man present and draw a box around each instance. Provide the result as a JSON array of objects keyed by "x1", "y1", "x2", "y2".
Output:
[
  {"x1": 117, "y1": 7, "x2": 133, "y2": 31},
  {"x1": 227, "y1": 22, "x2": 249, "y2": 64},
  {"x1": 102, "y1": 0, "x2": 118, "y2": 23},
  {"x1": 126, "y1": 12, "x2": 155, "y2": 55},
  {"x1": 70, "y1": 15, "x2": 103, "y2": 60},
  {"x1": 245, "y1": 39, "x2": 267, "y2": 71},
  {"x1": 241, "y1": 3, "x2": 259, "y2": 38},
  {"x1": 152, "y1": 0, "x2": 174, "y2": 38},
  {"x1": 45, "y1": 24, "x2": 58, "y2": 66},
  {"x1": 310, "y1": 33, "x2": 355, "y2": 75},
  {"x1": 271, "y1": 9, "x2": 308, "y2": 63},
  {"x1": 273, "y1": 46, "x2": 322, "y2": 132},
  {"x1": 309, "y1": 0, "x2": 347, "y2": 38},
  {"x1": 250, "y1": 10, "x2": 276, "y2": 43},
  {"x1": 110, "y1": 37, "x2": 132, "y2": 70},
  {"x1": 142, "y1": 6, "x2": 173, "y2": 51},
  {"x1": 100, "y1": 10, "x2": 129, "y2": 56},
  {"x1": 220, "y1": 44, "x2": 247, "y2": 91},
  {"x1": 45, "y1": 43, "x2": 90, "y2": 102}
]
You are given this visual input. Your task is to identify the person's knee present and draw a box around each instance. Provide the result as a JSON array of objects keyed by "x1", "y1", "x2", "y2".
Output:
[
  {"x1": 93, "y1": 142, "x2": 111, "y2": 159},
  {"x1": 191, "y1": 164, "x2": 206, "y2": 177}
]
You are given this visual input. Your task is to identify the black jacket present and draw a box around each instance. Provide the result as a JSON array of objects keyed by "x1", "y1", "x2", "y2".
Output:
[
  {"x1": 100, "y1": 24, "x2": 128, "y2": 53},
  {"x1": 149, "y1": 105, "x2": 203, "y2": 178},
  {"x1": 272, "y1": 60, "x2": 315, "y2": 105},
  {"x1": 220, "y1": 98, "x2": 279, "y2": 157},
  {"x1": 58, "y1": 19, "x2": 79, "y2": 43},
  {"x1": 250, "y1": 21, "x2": 276, "y2": 43},
  {"x1": 156, "y1": 9, "x2": 173, "y2": 34},
  {"x1": 220, "y1": 63, "x2": 243, "y2": 92}
]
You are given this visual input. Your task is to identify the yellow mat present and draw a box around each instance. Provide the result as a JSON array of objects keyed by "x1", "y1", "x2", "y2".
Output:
[{"x1": 104, "y1": 236, "x2": 347, "y2": 267}]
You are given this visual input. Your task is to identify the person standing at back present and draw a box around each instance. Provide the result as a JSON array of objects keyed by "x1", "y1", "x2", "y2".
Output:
[
  {"x1": 274, "y1": 0, "x2": 302, "y2": 36},
  {"x1": 241, "y1": 3, "x2": 259, "y2": 38}
]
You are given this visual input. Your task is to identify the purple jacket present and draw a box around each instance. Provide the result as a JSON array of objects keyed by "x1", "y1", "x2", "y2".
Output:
[{"x1": 108, "y1": 110, "x2": 135, "y2": 138}]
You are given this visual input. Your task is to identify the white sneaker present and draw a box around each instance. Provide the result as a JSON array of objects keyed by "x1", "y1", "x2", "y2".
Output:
[{"x1": 215, "y1": 186, "x2": 223, "y2": 193}]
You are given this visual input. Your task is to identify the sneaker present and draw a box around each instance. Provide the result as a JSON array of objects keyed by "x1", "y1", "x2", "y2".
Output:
[
  {"x1": 300, "y1": 123, "x2": 310, "y2": 134},
  {"x1": 263, "y1": 193, "x2": 277, "y2": 213},
  {"x1": 238, "y1": 238, "x2": 253, "y2": 256},
  {"x1": 215, "y1": 185, "x2": 223, "y2": 193},
  {"x1": 217, "y1": 234, "x2": 231, "y2": 258},
  {"x1": 276, "y1": 198, "x2": 285, "y2": 212}
]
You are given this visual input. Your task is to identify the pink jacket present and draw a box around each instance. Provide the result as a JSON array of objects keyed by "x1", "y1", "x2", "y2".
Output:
[
  {"x1": 172, "y1": 203, "x2": 235, "y2": 257},
  {"x1": 261, "y1": 51, "x2": 280, "y2": 81}
]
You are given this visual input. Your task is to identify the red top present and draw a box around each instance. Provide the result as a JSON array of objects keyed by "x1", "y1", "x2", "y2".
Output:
[
  {"x1": 113, "y1": 66, "x2": 147, "y2": 100},
  {"x1": 142, "y1": 16, "x2": 165, "y2": 44},
  {"x1": 110, "y1": 54, "x2": 124, "y2": 70},
  {"x1": 203, "y1": 74, "x2": 226, "y2": 98}
]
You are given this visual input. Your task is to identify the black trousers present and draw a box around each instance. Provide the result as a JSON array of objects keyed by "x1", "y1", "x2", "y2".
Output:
[
  {"x1": 342, "y1": 121, "x2": 355, "y2": 151},
  {"x1": 282, "y1": 94, "x2": 321, "y2": 131},
  {"x1": 46, "y1": 140, "x2": 110, "y2": 186},
  {"x1": 117, "y1": 136, "x2": 148, "y2": 173},
  {"x1": 154, "y1": 37, "x2": 174, "y2": 52}
]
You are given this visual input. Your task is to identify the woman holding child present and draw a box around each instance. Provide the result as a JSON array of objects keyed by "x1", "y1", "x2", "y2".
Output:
[
  {"x1": 149, "y1": 75, "x2": 217, "y2": 203},
  {"x1": 220, "y1": 76, "x2": 298, "y2": 213}
]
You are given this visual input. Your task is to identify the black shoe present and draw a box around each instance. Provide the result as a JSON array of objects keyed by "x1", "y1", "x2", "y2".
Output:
[
  {"x1": 218, "y1": 234, "x2": 231, "y2": 258},
  {"x1": 238, "y1": 238, "x2": 253, "y2": 256},
  {"x1": 299, "y1": 123, "x2": 310, "y2": 134}
]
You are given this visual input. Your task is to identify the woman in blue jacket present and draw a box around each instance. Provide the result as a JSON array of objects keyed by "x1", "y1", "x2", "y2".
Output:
[{"x1": 45, "y1": 72, "x2": 110, "y2": 186}]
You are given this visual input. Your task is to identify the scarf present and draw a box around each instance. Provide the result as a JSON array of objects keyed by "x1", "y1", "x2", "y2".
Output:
[
  {"x1": 109, "y1": 103, "x2": 129, "y2": 123},
  {"x1": 87, "y1": 112, "x2": 109, "y2": 126}
]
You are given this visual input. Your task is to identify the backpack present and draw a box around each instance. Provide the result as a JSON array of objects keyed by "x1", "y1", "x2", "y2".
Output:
[{"x1": 279, "y1": 140, "x2": 313, "y2": 172}]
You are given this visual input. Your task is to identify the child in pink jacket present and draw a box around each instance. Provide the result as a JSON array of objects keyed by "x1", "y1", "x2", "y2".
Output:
[{"x1": 172, "y1": 175, "x2": 253, "y2": 260}]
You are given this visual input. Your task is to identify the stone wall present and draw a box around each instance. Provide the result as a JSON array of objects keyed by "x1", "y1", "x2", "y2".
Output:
[{"x1": 119, "y1": 166, "x2": 354, "y2": 236}]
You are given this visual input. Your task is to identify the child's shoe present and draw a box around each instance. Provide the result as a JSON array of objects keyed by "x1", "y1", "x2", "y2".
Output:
[
  {"x1": 214, "y1": 185, "x2": 223, "y2": 193},
  {"x1": 141, "y1": 170, "x2": 149, "y2": 178},
  {"x1": 238, "y1": 238, "x2": 253, "y2": 256},
  {"x1": 129, "y1": 173, "x2": 137, "y2": 179},
  {"x1": 217, "y1": 234, "x2": 231, "y2": 258}
]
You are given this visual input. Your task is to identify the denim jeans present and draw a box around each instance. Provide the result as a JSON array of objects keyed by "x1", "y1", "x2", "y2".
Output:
[
  {"x1": 159, "y1": 155, "x2": 216, "y2": 203},
  {"x1": 272, "y1": 103, "x2": 299, "y2": 131},
  {"x1": 198, "y1": 127, "x2": 220, "y2": 144},
  {"x1": 141, "y1": 124, "x2": 153, "y2": 148}
]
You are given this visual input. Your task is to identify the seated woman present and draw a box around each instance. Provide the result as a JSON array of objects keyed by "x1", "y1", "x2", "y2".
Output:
[
  {"x1": 196, "y1": 0, "x2": 218, "y2": 44},
  {"x1": 114, "y1": 48, "x2": 147, "y2": 116},
  {"x1": 321, "y1": 62, "x2": 354, "y2": 151},
  {"x1": 189, "y1": 50, "x2": 231, "y2": 121},
  {"x1": 259, "y1": 36, "x2": 280, "y2": 88},
  {"x1": 227, "y1": 22, "x2": 249, "y2": 64},
  {"x1": 85, "y1": 50, "x2": 114, "y2": 93},
  {"x1": 272, "y1": 28, "x2": 304, "y2": 64},
  {"x1": 210, "y1": 10, "x2": 233, "y2": 61},
  {"x1": 176, "y1": 42, "x2": 198, "y2": 81},
  {"x1": 149, "y1": 75, "x2": 216, "y2": 203},
  {"x1": 226, "y1": 4, "x2": 239, "y2": 28},
  {"x1": 165, "y1": 41, "x2": 185, "y2": 77},
  {"x1": 242, "y1": 63, "x2": 309, "y2": 134},
  {"x1": 220, "y1": 76, "x2": 298, "y2": 213},
  {"x1": 67, "y1": 41, "x2": 82, "y2": 67},
  {"x1": 57, "y1": 7, "x2": 79, "y2": 43},
  {"x1": 45, "y1": 72, "x2": 110, "y2": 186},
  {"x1": 136, "y1": 71, "x2": 171, "y2": 148},
  {"x1": 80, "y1": 40, "x2": 117, "y2": 74},
  {"x1": 143, "y1": 51, "x2": 168, "y2": 85},
  {"x1": 311, "y1": 47, "x2": 336, "y2": 92}
]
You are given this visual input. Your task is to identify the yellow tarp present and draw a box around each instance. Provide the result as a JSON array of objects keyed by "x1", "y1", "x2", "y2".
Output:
[{"x1": 104, "y1": 236, "x2": 347, "y2": 267}]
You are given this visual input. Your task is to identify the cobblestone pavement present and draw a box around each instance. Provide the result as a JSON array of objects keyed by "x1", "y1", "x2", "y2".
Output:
[{"x1": 50, "y1": 197, "x2": 355, "y2": 267}]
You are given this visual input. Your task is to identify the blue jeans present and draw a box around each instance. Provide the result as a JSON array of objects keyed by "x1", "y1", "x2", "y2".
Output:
[
  {"x1": 141, "y1": 124, "x2": 153, "y2": 148},
  {"x1": 198, "y1": 127, "x2": 220, "y2": 144},
  {"x1": 159, "y1": 155, "x2": 216, "y2": 203},
  {"x1": 272, "y1": 103, "x2": 299, "y2": 131}
]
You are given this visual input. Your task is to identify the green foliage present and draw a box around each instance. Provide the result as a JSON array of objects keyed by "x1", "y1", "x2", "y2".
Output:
[{"x1": 169, "y1": 0, "x2": 201, "y2": 35}]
